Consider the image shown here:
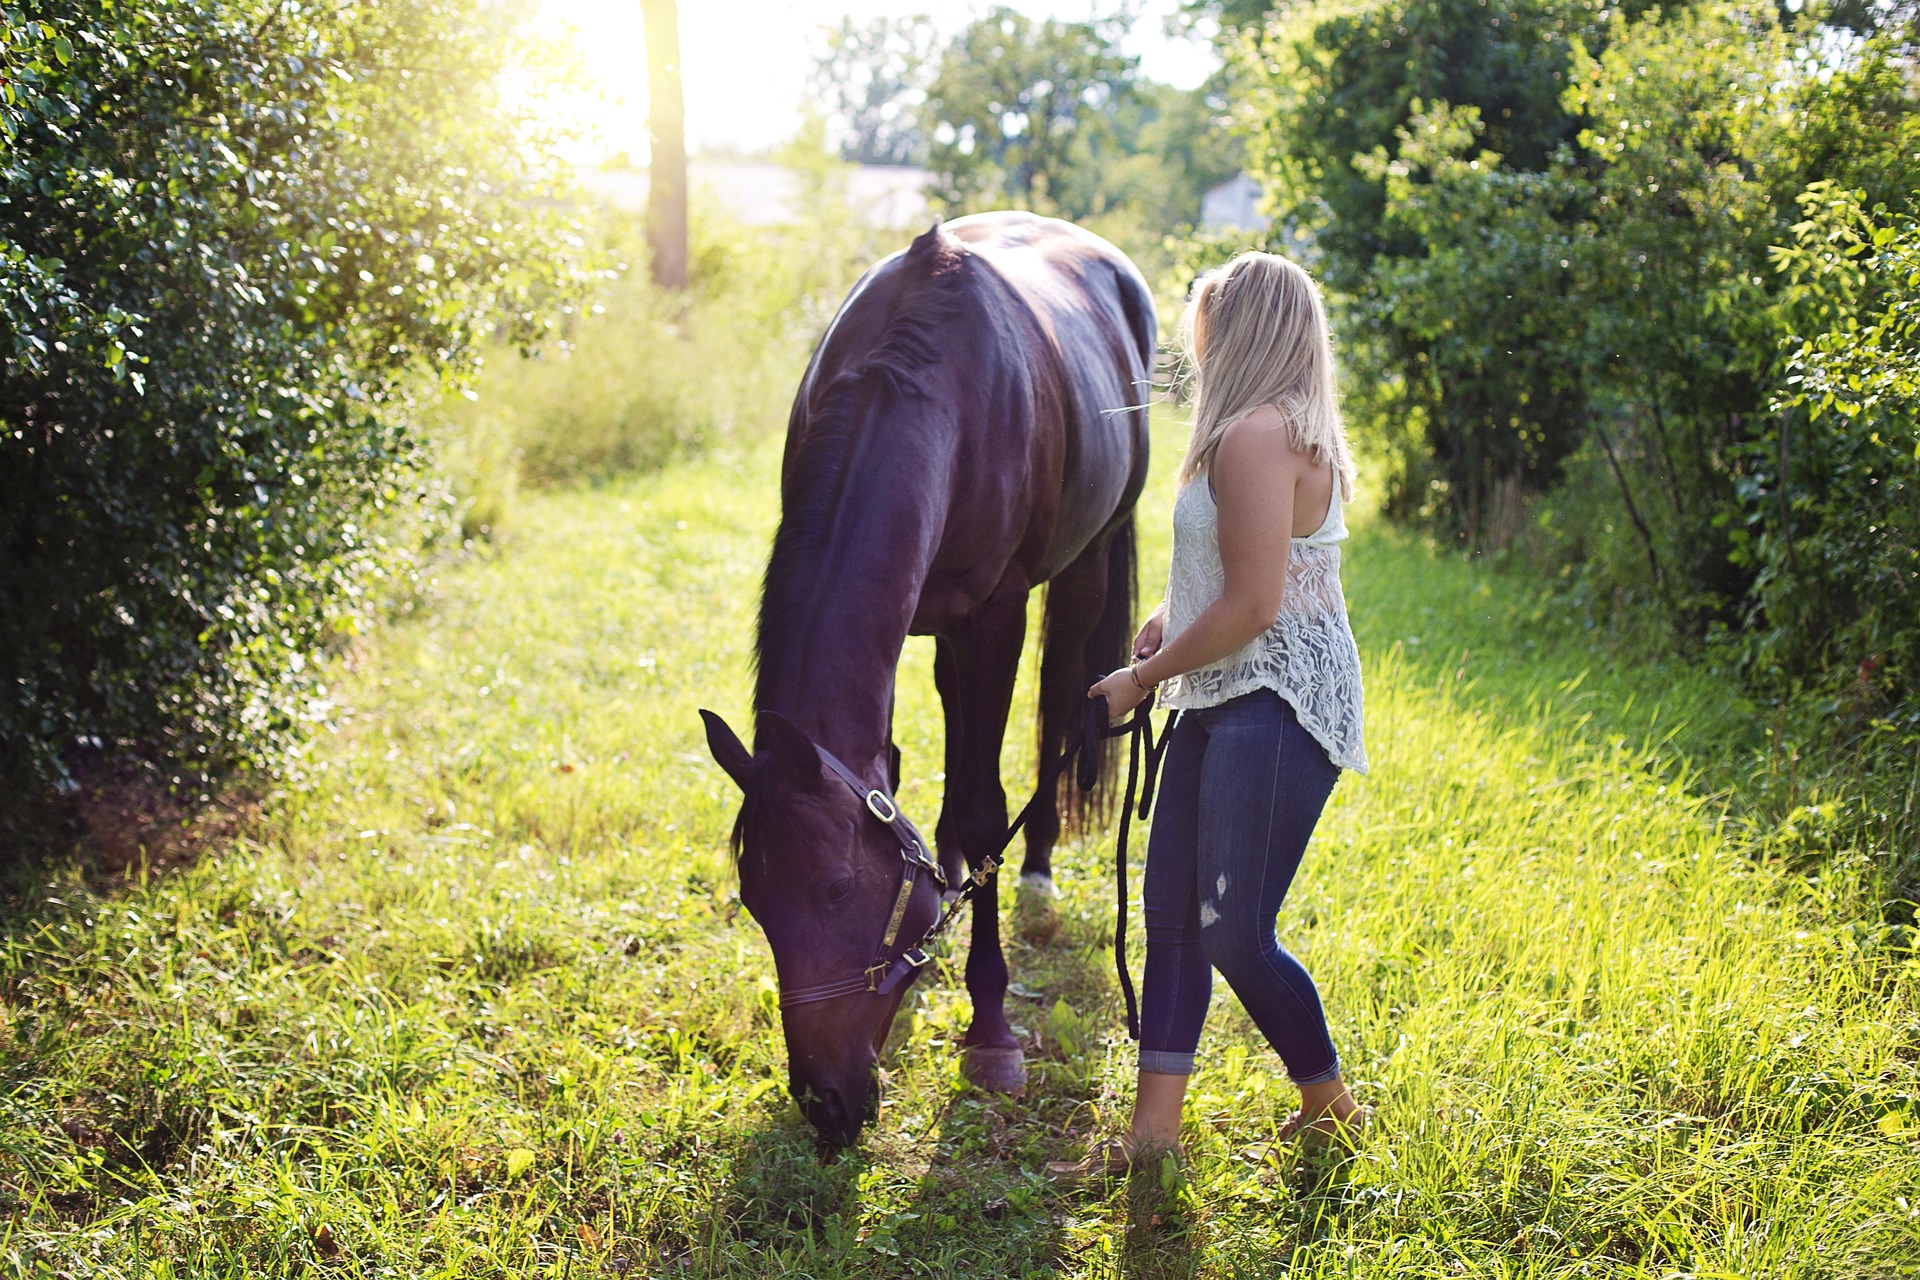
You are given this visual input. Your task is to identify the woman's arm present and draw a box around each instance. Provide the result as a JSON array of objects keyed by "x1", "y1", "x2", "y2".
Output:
[{"x1": 1091, "y1": 408, "x2": 1313, "y2": 714}]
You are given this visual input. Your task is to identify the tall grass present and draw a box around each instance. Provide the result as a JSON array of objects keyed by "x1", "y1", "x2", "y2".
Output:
[
  {"x1": 2, "y1": 411, "x2": 1915, "y2": 1277},
  {"x1": 432, "y1": 163, "x2": 897, "y2": 539}
]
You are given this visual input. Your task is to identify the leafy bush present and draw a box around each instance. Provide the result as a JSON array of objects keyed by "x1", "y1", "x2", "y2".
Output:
[
  {"x1": 1237, "y1": 0, "x2": 1645, "y2": 531},
  {"x1": 1237, "y1": 0, "x2": 1920, "y2": 681},
  {"x1": 1750, "y1": 184, "x2": 1920, "y2": 710},
  {"x1": 1369, "y1": 3, "x2": 1800, "y2": 610},
  {"x1": 0, "y1": 0, "x2": 592, "y2": 802}
]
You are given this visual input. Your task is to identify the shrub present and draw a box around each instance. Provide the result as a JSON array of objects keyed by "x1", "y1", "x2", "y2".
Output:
[
  {"x1": 1748, "y1": 184, "x2": 1920, "y2": 713},
  {"x1": 0, "y1": 0, "x2": 593, "y2": 803},
  {"x1": 1238, "y1": 0, "x2": 1920, "y2": 676}
]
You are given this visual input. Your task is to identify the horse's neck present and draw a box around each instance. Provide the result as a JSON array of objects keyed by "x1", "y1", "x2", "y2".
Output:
[{"x1": 755, "y1": 444, "x2": 949, "y2": 775}]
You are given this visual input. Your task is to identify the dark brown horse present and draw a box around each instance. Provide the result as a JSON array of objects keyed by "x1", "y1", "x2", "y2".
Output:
[{"x1": 701, "y1": 211, "x2": 1154, "y2": 1146}]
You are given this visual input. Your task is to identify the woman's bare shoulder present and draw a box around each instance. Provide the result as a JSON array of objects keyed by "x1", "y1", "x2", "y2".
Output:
[
  {"x1": 1219, "y1": 406, "x2": 1319, "y2": 472},
  {"x1": 1223, "y1": 403, "x2": 1291, "y2": 436}
]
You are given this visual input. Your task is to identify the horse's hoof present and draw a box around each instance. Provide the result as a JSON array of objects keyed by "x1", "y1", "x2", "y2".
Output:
[
  {"x1": 1019, "y1": 872, "x2": 1059, "y2": 899},
  {"x1": 962, "y1": 1044, "x2": 1028, "y2": 1094}
]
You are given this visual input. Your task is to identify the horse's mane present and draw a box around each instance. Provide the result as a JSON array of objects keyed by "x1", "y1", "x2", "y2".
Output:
[{"x1": 750, "y1": 226, "x2": 966, "y2": 718}]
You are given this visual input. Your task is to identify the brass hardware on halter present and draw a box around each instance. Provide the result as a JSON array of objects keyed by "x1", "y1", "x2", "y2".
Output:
[
  {"x1": 776, "y1": 746, "x2": 942, "y2": 1009},
  {"x1": 771, "y1": 697, "x2": 1161, "y2": 1013}
]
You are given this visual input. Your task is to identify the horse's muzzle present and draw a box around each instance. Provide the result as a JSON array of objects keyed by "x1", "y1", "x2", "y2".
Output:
[{"x1": 795, "y1": 1071, "x2": 880, "y2": 1148}]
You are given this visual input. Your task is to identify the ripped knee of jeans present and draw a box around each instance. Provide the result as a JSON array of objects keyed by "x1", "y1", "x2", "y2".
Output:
[{"x1": 1197, "y1": 872, "x2": 1230, "y2": 928}]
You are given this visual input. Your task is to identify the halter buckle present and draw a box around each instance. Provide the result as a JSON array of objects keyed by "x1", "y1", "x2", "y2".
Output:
[{"x1": 865, "y1": 789, "x2": 898, "y2": 824}]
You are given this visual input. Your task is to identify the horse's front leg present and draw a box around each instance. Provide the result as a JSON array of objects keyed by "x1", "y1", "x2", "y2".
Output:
[{"x1": 932, "y1": 589, "x2": 1029, "y2": 1093}]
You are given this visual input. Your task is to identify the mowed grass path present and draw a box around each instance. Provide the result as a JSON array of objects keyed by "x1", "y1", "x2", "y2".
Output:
[{"x1": 4, "y1": 420, "x2": 1918, "y2": 1278}]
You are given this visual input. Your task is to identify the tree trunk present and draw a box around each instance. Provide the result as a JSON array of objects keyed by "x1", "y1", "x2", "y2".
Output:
[
  {"x1": 1591, "y1": 413, "x2": 1663, "y2": 588},
  {"x1": 642, "y1": 0, "x2": 687, "y2": 291}
]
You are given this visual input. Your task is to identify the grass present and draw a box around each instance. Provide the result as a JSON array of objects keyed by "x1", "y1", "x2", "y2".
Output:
[{"x1": 3, "y1": 410, "x2": 1918, "y2": 1277}]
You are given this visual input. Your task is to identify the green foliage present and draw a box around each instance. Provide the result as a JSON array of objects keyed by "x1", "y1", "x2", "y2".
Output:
[
  {"x1": 1074, "y1": 76, "x2": 1247, "y2": 268},
  {"x1": 0, "y1": 0, "x2": 594, "y2": 801},
  {"x1": 2, "y1": 423, "x2": 1915, "y2": 1274},
  {"x1": 1355, "y1": 98, "x2": 1591, "y2": 531},
  {"x1": 1238, "y1": 0, "x2": 1920, "y2": 722},
  {"x1": 1748, "y1": 183, "x2": 1920, "y2": 706},
  {"x1": 1239, "y1": 0, "x2": 1655, "y2": 535},
  {"x1": 1182, "y1": 0, "x2": 1285, "y2": 33},
  {"x1": 922, "y1": 8, "x2": 1140, "y2": 217},
  {"x1": 812, "y1": 14, "x2": 937, "y2": 166}
]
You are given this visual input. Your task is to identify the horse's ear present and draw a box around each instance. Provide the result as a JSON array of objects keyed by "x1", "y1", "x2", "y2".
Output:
[
  {"x1": 755, "y1": 709, "x2": 827, "y2": 791},
  {"x1": 906, "y1": 220, "x2": 948, "y2": 261},
  {"x1": 700, "y1": 709, "x2": 752, "y2": 791}
]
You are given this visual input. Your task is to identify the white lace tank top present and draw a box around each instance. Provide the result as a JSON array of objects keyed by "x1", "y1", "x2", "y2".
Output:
[{"x1": 1157, "y1": 475, "x2": 1368, "y2": 773}]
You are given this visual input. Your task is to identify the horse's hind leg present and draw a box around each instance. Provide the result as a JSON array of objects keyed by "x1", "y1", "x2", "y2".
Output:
[
  {"x1": 1025, "y1": 534, "x2": 1118, "y2": 894},
  {"x1": 932, "y1": 587, "x2": 1029, "y2": 1094}
]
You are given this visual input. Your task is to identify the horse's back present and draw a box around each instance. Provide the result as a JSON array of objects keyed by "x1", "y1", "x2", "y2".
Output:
[
  {"x1": 942, "y1": 211, "x2": 1156, "y2": 368},
  {"x1": 786, "y1": 212, "x2": 1154, "y2": 614},
  {"x1": 939, "y1": 213, "x2": 1156, "y2": 575},
  {"x1": 801, "y1": 212, "x2": 1153, "y2": 420}
]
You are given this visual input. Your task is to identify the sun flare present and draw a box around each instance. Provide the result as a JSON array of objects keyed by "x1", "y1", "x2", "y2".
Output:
[{"x1": 523, "y1": 0, "x2": 1215, "y2": 165}]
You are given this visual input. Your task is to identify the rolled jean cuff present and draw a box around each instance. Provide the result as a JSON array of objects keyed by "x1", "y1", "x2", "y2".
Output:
[
  {"x1": 1289, "y1": 1059, "x2": 1341, "y2": 1087},
  {"x1": 1138, "y1": 1048, "x2": 1196, "y2": 1076}
]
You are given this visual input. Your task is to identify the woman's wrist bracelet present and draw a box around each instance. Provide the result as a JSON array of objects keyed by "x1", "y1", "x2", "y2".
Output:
[{"x1": 1129, "y1": 657, "x2": 1156, "y2": 691}]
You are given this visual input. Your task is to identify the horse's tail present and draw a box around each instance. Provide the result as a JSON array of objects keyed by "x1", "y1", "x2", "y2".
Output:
[{"x1": 1042, "y1": 512, "x2": 1137, "y2": 835}]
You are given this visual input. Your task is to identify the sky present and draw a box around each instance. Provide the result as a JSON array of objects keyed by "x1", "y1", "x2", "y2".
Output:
[{"x1": 532, "y1": 0, "x2": 1220, "y2": 162}]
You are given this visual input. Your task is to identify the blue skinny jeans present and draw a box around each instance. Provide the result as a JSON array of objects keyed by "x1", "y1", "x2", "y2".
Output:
[{"x1": 1137, "y1": 688, "x2": 1343, "y2": 1084}]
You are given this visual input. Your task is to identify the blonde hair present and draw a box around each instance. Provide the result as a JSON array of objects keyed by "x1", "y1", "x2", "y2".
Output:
[{"x1": 1175, "y1": 251, "x2": 1354, "y2": 499}]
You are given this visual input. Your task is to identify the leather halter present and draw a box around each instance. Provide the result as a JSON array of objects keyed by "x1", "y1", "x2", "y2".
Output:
[
  {"x1": 768, "y1": 697, "x2": 1167, "y2": 1021},
  {"x1": 775, "y1": 742, "x2": 947, "y2": 1009}
]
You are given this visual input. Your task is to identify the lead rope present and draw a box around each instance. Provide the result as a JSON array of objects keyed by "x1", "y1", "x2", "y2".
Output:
[
  {"x1": 896, "y1": 694, "x2": 1171, "y2": 1034},
  {"x1": 1088, "y1": 693, "x2": 1172, "y2": 1042}
]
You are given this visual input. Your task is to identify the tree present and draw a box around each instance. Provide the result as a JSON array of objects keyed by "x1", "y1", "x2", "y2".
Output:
[
  {"x1": 812, "y1": 15, "x2": 936, "y2": 166},
  {"x1": 643, "y1": 0, "x2": 687, "y2": 290},
  {"x1": 1180, "y1": 0, "x2": 1284, "y2": 34},
  {"x1": 1752, "y1": 181, "x2": 1920, "y2": 703},
  {"x1": 1238, "y1": 0, "x2": 1920, "y2": 707},
  {"x1": 1236, "y1": 0, "x2": 1672, "y2": 539},
  {"x1": 1129, "y1": 73, "x2": 1247, "y2": 225},
  {"x1": 921, "y1": 8, "x2": 1138, "y2": 217}
]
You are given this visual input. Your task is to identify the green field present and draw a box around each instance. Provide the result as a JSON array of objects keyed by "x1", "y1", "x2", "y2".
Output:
[{"x1": 3, "y1": 418, "x2": 1917, "y2": 1278}]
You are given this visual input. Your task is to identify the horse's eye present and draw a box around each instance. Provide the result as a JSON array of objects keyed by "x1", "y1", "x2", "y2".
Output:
[{"x1": 824, "y1": 875, "x2": 854, "y2": 905}]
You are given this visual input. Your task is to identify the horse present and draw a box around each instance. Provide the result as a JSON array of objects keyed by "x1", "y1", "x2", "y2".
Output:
[{"x1": 701, "y1": 211, "x2": 1155, "y2": 1147}]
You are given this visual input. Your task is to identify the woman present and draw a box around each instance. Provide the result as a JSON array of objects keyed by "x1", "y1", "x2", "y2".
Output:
[{"x1": 1053, "y1": 251, "x2": 1368, "y2": 1176}]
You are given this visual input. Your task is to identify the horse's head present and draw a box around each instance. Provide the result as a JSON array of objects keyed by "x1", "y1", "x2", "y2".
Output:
[{"x1": 701, "y1": 707, "x2": 941, "y2": 1147}]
